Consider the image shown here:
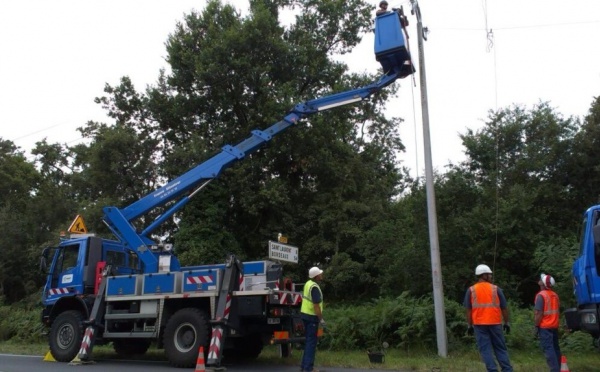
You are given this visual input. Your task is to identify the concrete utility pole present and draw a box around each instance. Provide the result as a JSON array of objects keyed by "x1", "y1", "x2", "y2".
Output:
[{"x1": 410, "y1": 0, "x2": 448, "y2": 357}]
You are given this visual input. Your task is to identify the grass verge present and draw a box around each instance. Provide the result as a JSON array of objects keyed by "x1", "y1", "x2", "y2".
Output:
[{"x1": 0, "y1": 341, "x2": 596, "y2": 371}]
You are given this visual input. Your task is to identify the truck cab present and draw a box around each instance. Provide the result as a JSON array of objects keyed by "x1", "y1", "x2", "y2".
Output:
[
  {"x1": 566, "y1": 205, "x2": 600, "y2": 339},
  {"x1": 41, "y1": 237, "x2": 141, "y2": 321}
]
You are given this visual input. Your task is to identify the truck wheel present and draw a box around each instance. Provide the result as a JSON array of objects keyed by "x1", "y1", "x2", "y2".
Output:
[
  {"x1": 48, "y1": 310, "x2": 85, "y2": 362},
  {"x1": 228, "y1": 334, "x2": 263, "y2": 359},
  {"x1": 113, "y1": 339, "x2": 151, "y2": 357},
  {"x1": 240, "y1": 334, "x2": 263, "y2": 359},
  {"x1": 280, "y1": 342, "x2": 291, "y2": 357},
  {"x1": 223, "y1": 334, "x2": 263, "y2": 361},
  {"x1": 163, "y1": 308, "x2": 209, "y2": 367}
]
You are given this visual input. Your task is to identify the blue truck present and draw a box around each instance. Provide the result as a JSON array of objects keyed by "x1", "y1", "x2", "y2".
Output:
[
  {"x1": 566, "y1": 205, "x2": 600, "y2": 346},
  {"x1": 39, "y1": 9, "x2": 413, "y2": 368}
]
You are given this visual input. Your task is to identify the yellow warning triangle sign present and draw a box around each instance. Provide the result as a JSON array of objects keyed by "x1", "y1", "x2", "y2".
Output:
[
  {"x1": 43, "y1": 351, "x2": 56, "y2": 362},
  {"x1": 68, "y1": 215, "x2": 88, "y2": 234}
]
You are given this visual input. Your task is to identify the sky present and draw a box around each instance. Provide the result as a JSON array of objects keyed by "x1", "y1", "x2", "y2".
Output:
[{"x1": 1, "y1": 0, "x2": 599, "y2": 178}]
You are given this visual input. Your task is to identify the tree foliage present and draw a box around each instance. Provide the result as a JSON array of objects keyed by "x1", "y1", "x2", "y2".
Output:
[{"x1": 1, "y1": 0, "x2": 599, "y2": 315}]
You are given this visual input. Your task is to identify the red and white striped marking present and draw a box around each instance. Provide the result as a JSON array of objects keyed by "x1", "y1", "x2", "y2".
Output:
[
  {"x1": 77, "y1": 327, "x2": 95, "y2": 359},
  {"x1": 207, "y1": 291, "x2": 234, "y2": 362},
  {"x1": 185, "y1": 275, "x2": 213, "y2": 285},
  {"x1": 208, "y1": 327, "x2": 222, "y2": 361},
  {"x1": 279, "y1": 293, "x2": 302, "y2": 305},
  {"x1": 48, "y1": 288, "x2": 69, "y2": 296},
  {"x1": 223, "y1": 294, "x2": 231, "y2": 319},
  {"x1": 238, "y1": 273, "x2": 244, "y2": 291}
]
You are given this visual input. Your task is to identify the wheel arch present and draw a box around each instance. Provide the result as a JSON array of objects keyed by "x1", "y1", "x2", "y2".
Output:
[{"x1": 48, "y1": 296, "x2": 89, "y2": 325}]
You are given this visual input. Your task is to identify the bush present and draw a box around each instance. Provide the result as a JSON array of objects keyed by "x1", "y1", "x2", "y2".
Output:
[
  {"x1": 504, "y1": 302, "x2": 537, "y2": 350},
  {"x1": 561, "y1": 331, "x2": 596, "y2": 353},
  {"x1": 321, "y1": 294, "x2": 469, "y2": 351},
  {"x1": 320, "y1": 296, "x2": 578, "y2": 353},
  {"x1": 0, "y1": 292, "x2": 45, "y2": 343}
]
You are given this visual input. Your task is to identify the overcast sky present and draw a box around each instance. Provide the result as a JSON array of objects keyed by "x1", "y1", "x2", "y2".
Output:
[{"x1": 1, "y1": 0, "x2": 599, "y2": 178}]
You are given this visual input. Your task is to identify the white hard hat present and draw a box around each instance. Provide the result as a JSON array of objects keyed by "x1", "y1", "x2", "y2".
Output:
[
  {"x1": 309, "y1": 266, "x2": 323, "y2": 279},
  {"x1": 475, "y1": 264, "x2": 493, "y2": 276},
  {"x1": 540, "y1": 273, "x2": 555, "y2": 288}
]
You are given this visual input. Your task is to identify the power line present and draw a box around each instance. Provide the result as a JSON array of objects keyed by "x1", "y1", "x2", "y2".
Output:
[
  {"x1": 436, "y1": 19, "x2": 599, "y2": 32},
  {"x1": 9, "y1": 122, "x2": 67, "y2": 141}
]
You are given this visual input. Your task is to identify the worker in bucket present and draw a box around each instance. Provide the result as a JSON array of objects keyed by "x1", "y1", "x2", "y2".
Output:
[
  {"x1": 376, "y1": 0, "x2": 389, "y2": 16},
  {"x1": 464, "y1": 264, "x2": 513, "y2": 372},
  {"x1": 534, "y1": 273, "x2": 562, "y2": 372},
  {"x1": 300, "y1": 266, "x2": 325, "y2": 372}
]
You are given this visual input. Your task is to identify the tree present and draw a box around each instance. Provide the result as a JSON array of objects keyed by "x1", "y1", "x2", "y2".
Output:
[
  {"x1": 130, "y1": 0, "x2": 409, "y2": 297},
  {"x1": 0, "y1": 140, "x2": 40, "y2": 303},
  {"x1": 71, "y1": 77, "x2": 163, "y2": 234},
  {"x1": 567, "y1": 96, "x2": 600, "y2": 211},
  {"x1": 26, "y1": 0, "x2": 407, "y2": 302},
  {"x1": 440, "y1": 103, "x2": 579, "y2": 303}
]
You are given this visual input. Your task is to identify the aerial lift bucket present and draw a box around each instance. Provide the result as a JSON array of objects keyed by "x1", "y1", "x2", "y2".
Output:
[{"x1": 374, "y1": 10, "x2": 414, "y2": 78}]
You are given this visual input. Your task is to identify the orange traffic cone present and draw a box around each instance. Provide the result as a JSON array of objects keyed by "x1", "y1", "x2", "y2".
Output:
[
  {"x1": 195, "y1": 346, "x2": 206, "y2": 372},
  {"x1": 560, "y1": 355, "x2": 570, "y2": 372}
]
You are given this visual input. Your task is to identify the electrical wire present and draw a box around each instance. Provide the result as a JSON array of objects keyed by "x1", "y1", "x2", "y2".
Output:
[
  {"x1": 410, "y1": 76, "x2": 420, "y2": 181},
  {"x1": 434, "y1": 19, "x2": 599, "y2": 32},
  {"x1": 10, "y1": 122, "x2": 66, "y2": 141},
  {"x1": 481, "y1": 0, "x2": 500, "y2": 276}
]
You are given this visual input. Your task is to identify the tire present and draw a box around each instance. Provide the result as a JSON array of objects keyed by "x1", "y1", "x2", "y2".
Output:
[
  {"x1": 113, "y1": 339, "x2": 151, "y2": 357},
  {"x1": 223, "y1": 334, "x2": 262, "y2": 363},
  {"x1": 225, "y1": 334, "x2": 263, "y2": 360},
  {"x1": 48, "y1": 310, "x2": 85, "y2": 362},
  {"x1": 163, "y1": 308, "x2": 210, "y2": 368},
  {"x1": 280, "y1": 342, "x2": 291, "y2": 358},
  {"x1": 239, "y1": 334, "x2": 263, "y2": 359}
]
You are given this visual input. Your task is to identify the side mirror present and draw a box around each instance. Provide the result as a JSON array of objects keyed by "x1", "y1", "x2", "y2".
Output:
[{"x1": 40, "y1": 247, "x2": 50, "y2": 273}]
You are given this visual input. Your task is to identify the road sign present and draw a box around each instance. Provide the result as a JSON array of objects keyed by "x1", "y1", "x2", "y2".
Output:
[
  {"x1": 68, "y1": 215, "x2": 88, "y2": 234},
  {"x1": 268, "y1": 241, "x2": 298, "y2": 264},
  {"x1": 278, "y1": 234, "x2": 288, "y2": 244}
]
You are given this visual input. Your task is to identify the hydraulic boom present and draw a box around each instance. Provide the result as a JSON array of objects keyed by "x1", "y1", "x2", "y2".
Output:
[{"x1": 104, "y1": 10, "x2": 413, "y2": 273}]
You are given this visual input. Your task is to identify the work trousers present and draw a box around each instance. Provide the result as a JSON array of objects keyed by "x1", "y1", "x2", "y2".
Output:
[
  {"x1": 539, "y1": 328, "x2": 561, "y2": 372},
  {"x1": 301, "y1": 318, "x2": 319, "y2": 372},
  {"x1": 474, "y1": 324, "x2": 513, "y2": 372}
]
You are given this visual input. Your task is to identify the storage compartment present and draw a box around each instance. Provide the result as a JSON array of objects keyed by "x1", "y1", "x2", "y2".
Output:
[
  {"x1": 106, "y1": 275, "x2": 141, "y2": 296},
  {"x1": 241, "y1": 261, "x2": 267, "y2": 290},
  {"x1": 142, "y1": 272, "x2": 182, "y2": 295},
  {"x1": 235, "y1": 296, "x2": 265, "y2": 317}
]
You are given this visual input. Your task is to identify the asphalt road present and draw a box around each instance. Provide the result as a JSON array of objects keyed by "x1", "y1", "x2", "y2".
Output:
[{"x1": 0, "y1": 354, "x2": 394, "y2": 372}]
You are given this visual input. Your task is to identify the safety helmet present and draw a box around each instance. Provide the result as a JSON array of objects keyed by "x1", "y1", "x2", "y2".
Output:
[
  {"x1": 309, "y1": 266, "x2": 323, "y2": 279},
  {"x1": 475, "y1": 264, "x2": 493, "y2": 276},
  {"x1": 380, "y1": 0, "x2": 388, "y2": 6},
  {"x1": 540, "y1": 273, "x2": 555, "y2": 288}
]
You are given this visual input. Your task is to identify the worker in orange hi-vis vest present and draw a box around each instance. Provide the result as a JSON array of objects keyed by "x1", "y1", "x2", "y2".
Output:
[
  {"x1": 534, "y1": 273, "x2": 562, "y2": 372},
  {"x1": 464, "y1": 264, "x2": 513, "y2": 372}
]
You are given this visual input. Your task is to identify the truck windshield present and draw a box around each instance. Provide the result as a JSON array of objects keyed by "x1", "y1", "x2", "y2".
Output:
[
  {"x1": 50, "y1": 244, "x2": 80, "y2": 288},
  {"x1": 57, "y1": 244, "x2": 79, "y2": 272}
]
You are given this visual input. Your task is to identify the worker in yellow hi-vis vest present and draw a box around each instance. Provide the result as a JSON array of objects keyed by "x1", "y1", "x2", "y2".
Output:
[{"x1": 300, "y1": 266, "x2": 324, "y2": 372}]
